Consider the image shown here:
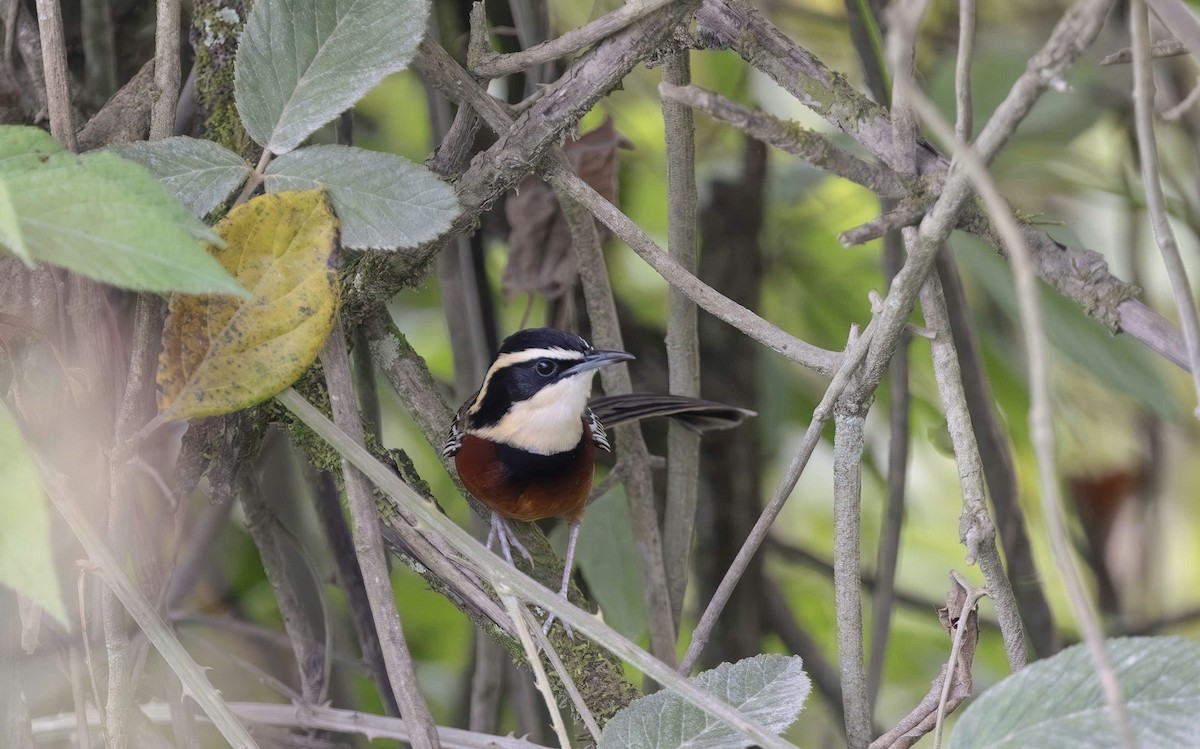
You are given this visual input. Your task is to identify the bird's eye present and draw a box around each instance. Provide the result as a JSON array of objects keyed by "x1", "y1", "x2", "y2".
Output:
[{"x1": 534, "y1": 359, "x2": 558, "y2": 377}]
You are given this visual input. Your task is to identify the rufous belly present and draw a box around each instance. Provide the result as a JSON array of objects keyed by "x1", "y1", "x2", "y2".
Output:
[{"x1": 455, "y1": 432, "x2": 595, "y2": 522}]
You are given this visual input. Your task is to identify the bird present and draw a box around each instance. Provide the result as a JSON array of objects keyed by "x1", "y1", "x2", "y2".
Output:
[{"x1": 442, "y1": 327, "x2": 753, "y2": 631}]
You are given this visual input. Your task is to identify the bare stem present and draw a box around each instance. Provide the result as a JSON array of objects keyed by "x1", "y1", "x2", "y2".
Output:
[
  {"x1": 467, "y1": 0, "x2": 681, "y2": 77},
  {"x1": 150, "y1": 0, "x2": 181, "y2": 139},
  {"x1": 833, "y1": 404, "x2": 871, "y2": 749},
  {"x1": 319, "y1": 317, "x2": 441, "y2": 749},
  {"x1": 660, "y1": 52, "x2": 702, "y2": 630},
  {"x1": 33, "y1": 0, "x2": 75, "y2": 150}
]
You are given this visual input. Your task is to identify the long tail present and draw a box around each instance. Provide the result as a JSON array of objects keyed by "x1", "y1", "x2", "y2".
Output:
[{"x1": 587, "y1": 393, "x2": 755, "y2": 433}]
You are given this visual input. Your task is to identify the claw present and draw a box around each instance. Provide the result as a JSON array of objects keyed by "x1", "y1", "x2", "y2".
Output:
[{"x1": 488, "y1": 513, "x2": 533, "y2": 566}]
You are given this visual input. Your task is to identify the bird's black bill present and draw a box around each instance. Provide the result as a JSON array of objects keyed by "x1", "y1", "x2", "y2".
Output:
[{"x1": 563, "y1": 349, "x2": 634, "y2": 377}]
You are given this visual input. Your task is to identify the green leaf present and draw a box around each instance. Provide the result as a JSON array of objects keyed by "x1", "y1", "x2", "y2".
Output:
[
  {"x1": 0, "y1": 126, "x2": 246, "y2": 296},
  {"x1": 0, "y1": 125, "x2": 62, "y2": 164},
  {"x1": 264, "y1": 145, "x2": 459, "y2": 249},
  {"x1": 157, "y1": 190, "x2": 340, "y2": 420},
  {"x1": 0, "y1": 179, "x2": 30, "y2": 262},
  {"x1": 571, "y1": 486, "x2": 646, "y2": 641},
  {"x1": 112, "y1": 137, "x2": 252, "y2": 218},
  {"x1": 0, "y1": 403, "x2": 68, "y2": 627},
  {"x1": 598, "y1": 654, "x2": 810, "y2": 749},
  {"x1": 949, "y1": 637, "x2": 1200, "y2": 749},
  {"x1": 234, "y1": 0, "x2": 429, "y2": 154}
]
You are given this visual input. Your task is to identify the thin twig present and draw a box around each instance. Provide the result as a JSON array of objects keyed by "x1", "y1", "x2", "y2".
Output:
[
  {"x1": 0, "y1": 587, "x2": 35, "y2": 749},
  {"x1": 497, "y1": 593, "x2": 571, "y2": 749},
  {"x1": 1101, "y1": 37, "x2": 1187, "y2": 65},
  {"x1": 936, "y1": 251, "x2": 1058, "y2": 657},
  {"x1": 918, "y1": 273, "x2": 1027, "y2": 672},
  {"x1": 103, "y1": 295, "x2": 164, "y2": 749},
  {"x1": 839, "y1": 201, "x2": 930, "y2": 246},
  {"x1": 954, "y1": 0, "x2": 976, "y2": 143},
  {"x1": 660, "y1": 52, "x2": 702, "y2": 631},
  {"x1": 32, "y1": 0, "x2": 74, "y2": 150},
  {"x1": 869, "y1": 573, "x2": 979, "y2": 749},
  {"x1": 551, "y1": 166, "x2": 842, "y2": 377},
  {"x1": 149, "y1": 0, "x2": 181, "y2": 139},
  {"x1": 318, "y1": 317, "x2": 441, "y2": 749},
  {"x1": 1132, "y1": 0, "x2": 1200, "y2": 411},
  {"x1": 467, "y1": 0, "x2": 681, "y2": 77},
  {"x1": 310, "y1": 469, "x2": 400, "y2": 716},
  {"x1": 41, "y1": 469, "x2": 260, "y2": 748},
  {"x1": 868, "y1": 235, "x2": 910, "y2": 705},
  {"x1": 933, "y1": 573, "x2": 985, "y2": 749},
  {"x1": 658, "y1": 82, "x2": 908, "y2": 197},
  {"x1": 32, "y1": 703, "x2": 554, "y2": 749},
  {"x1": 525, "y1": 609, "x2": 602, "y2": 743}
]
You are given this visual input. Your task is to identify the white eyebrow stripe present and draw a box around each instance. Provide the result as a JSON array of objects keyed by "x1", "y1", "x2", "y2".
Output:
[{"x1": 467, "y1": 347, "x2": 586, "y2": 416}]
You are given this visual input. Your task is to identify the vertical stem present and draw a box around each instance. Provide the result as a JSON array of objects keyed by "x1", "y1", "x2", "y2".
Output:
[
  {"x1": 937, "y1": 251, "x2": 1058, "y2": 657},
  {"x1": 919, "y1": 272, "x2": 1028, "y2": 672},
  {"x1": 833, "y1": 404, "x2": 872, "y2": 749},
  {"x1": 661, "y1": 51, "x2": 701, "y2": 630},
  {"x1": 33, "y1": 0, "x2": 75, "y2": 150},
  {"x1": 954, "y1": 0, "x2": 975, "y2": 143},
  {"x1": 319, "y1": 317, "x2": 441, "y2": 749},
  {"x1": 150, "y1": 0, "x2": 182, "y2": 139}
]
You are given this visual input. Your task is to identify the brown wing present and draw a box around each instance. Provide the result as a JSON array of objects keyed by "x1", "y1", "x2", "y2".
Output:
[{"x1": 587, "y1": 393, "x2": 756, "y2": 433}]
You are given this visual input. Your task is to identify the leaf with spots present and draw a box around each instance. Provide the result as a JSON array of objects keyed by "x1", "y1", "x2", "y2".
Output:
[{"x1": 157, "y1": 189, "x2": 339, "y2": 420}]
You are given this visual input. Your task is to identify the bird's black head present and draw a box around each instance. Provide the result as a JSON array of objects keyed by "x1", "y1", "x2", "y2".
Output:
[
  {"x1": 496, "y1": 328, "x2": 592, "y2": 357},
  {"x1": 465, "y1": 329, "x2": 633, "y2": 451}
]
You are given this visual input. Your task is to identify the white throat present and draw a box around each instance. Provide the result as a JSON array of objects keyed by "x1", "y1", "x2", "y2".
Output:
[{"x1": 470, "y1": 372, "x2": 595, "y2": 455}]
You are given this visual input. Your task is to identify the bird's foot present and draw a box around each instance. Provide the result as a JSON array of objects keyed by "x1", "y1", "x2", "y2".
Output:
[
  {"x1": 541, "y1": 586, "x2": 574, "y2": 638},
  {"x1": 487, "y1": 514, "x2": 533, "y2": 566}
]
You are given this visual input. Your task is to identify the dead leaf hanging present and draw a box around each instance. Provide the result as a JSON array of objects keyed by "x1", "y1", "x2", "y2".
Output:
[{"x1": 503, "y1": 117, "x2": 633, "y2": 301}]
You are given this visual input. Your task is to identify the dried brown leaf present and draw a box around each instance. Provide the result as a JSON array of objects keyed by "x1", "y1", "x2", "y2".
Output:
[{"x1": 503, "y1": 117, "x2": 632, "y2": 300}]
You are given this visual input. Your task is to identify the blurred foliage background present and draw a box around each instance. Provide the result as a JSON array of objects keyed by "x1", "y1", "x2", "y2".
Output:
[{"x1": 15, "y1": 0, "x2": 1200, "y2": 745}]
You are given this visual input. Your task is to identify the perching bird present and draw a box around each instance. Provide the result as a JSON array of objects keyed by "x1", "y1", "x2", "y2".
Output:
[{"x1": 443, "y1": 328, "x2": 753, "y2": 630}]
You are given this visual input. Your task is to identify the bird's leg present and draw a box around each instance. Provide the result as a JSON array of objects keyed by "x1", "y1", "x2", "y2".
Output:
[
  {"x1": 488, "y1": 513, "x2": 532, "y2": 566},
  {"x1": 543, "y1": 517, "x2": 581, "y2": 635}
]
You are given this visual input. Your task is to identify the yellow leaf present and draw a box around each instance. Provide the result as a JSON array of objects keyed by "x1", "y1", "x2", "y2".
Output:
[{"x1": 157, "y1": 190, "x2": 339, "y2": 420}]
